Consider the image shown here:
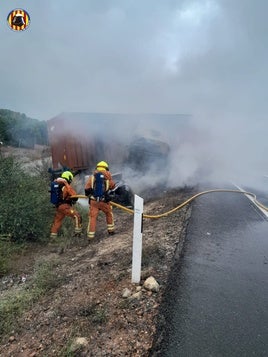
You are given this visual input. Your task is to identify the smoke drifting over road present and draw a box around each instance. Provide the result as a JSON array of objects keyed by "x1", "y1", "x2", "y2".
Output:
[{"x1": 1, "y1": 1, "x2": 268, "y2": 189}]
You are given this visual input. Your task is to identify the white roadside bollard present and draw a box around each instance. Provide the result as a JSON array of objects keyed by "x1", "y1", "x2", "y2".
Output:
[{"x1": 131, "y1": 194, "x2": 144, "y2": 284}]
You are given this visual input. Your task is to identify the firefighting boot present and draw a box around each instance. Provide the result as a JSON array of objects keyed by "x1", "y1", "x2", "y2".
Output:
[
  {"x1": 49, "y1": 232, "x2": 58, "y2": 242},
  {"x1": 74, "y1": 227, "x2": 82, "y2": 237},
  {"x1": 87, "y1": 231, "x2": 95, "y2": 241}
]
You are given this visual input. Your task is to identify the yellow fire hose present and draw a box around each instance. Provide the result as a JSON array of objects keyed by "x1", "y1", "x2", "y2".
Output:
[{"x1": 72, "y1": 189, "x2": 268, "y2": 219}]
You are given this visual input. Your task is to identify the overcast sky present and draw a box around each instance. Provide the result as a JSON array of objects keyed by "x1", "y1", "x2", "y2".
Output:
[{"x1": 1, "y1": 0, "x2": 268, "y2": 186}]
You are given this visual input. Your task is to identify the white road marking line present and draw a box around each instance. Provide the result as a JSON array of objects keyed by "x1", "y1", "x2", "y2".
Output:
[{"x1": 234, "y1": 184, "x2": 268, "y2": 218}]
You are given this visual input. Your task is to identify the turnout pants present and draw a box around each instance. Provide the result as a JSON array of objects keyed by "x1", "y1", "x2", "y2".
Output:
[
  {"x1": 51, "y1": 203, "x2": 82, "y2": 236},
  {"x1": 87, "y1": 200, "x2": 114, "y2": 239}
]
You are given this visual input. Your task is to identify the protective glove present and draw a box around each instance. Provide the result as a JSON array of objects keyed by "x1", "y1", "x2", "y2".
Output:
[
  {"x1": 104, "y1": 192, "x2": 112, "y2": 202},
  {"x1": 71, "y1": 198, "x2": 78, "y2": 205},
  {"x1": 85, "y1": 188, "x2": 93, "y2": 196}
]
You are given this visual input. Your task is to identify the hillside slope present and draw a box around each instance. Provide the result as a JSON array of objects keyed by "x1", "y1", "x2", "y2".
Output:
[{"x1": 0, "y1": 186, "x2": 193, "y2": 356}]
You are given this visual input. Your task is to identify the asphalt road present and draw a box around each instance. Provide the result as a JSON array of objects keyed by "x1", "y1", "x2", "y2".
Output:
[{"x1": 151, "y1": 185, "x2": 268, "y2": 357}]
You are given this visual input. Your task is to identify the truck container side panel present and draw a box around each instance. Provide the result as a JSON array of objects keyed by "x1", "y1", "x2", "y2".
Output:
[
  {"x1": 51, "y1": 137, "x2": 68, "y2": 169},
  {"x1": 50, "y1": 136, "x2": 93, "y2": 170},
  {"x1": 47, "y1": 113, "x2": 190, "y2": 172},
  {"x1": 70, "y1": 136, "x2": 89, "y2": 170},
  {"x1": 65, "y1": 136, "x2": 76, "y2": 169}
]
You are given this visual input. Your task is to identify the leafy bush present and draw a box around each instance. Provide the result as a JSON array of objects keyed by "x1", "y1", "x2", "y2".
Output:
[
  {"x1": 0, "y1": 241, "x2": 12, "y2": 276},
  {"x1": 0, "y1": 155, "x2": 53, "y2": 242},
  {"x1": 0, "y1": 109, "x2": 48, "y2": 148}
]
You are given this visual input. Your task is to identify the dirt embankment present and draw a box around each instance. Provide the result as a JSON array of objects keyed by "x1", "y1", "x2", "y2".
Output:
[{"x1": 0, "y1": 186, "x2": 194, "y2": 357}]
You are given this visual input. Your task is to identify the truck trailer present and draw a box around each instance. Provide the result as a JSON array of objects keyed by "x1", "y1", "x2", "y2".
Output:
[{"x1": 47, "y1": 112, "x2": 191, "y2": 206}]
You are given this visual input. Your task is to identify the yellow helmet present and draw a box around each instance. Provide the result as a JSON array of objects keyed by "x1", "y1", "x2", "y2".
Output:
[
  {"x1": 96, "y1": 161, "x2": 109, "y2": 170},
  {"x1": 61, "y1": 171, "x2": 73, "y2": 183}
]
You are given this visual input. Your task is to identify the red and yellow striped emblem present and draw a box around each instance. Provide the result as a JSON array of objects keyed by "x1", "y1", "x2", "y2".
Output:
[{"x1": 7, "y1": 9, "x2": 31, "y2": 32}]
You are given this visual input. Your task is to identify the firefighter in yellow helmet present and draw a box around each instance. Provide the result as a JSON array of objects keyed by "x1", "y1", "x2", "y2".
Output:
[
  {"x1": 50, "y1": 171, "x2": 82, "y2": 239},
  {"x1": 84, "y1": 161, "x2": 116, "y2": 240}
]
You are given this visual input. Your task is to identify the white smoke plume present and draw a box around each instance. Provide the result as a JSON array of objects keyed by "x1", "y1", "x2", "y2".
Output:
[{"x1": 1, "y1": 0, "x2": 268, "y2": 190}]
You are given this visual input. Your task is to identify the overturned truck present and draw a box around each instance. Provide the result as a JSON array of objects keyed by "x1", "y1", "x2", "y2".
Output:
[{"x1": 47, "y1": 113, "x2": 189, "y2": 206}]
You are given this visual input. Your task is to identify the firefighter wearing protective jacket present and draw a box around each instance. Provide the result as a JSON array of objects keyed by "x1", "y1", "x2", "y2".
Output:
[
  {"x1": 85, "y1": 161, "x2": 116, "y2": 240},
  {"x1": 50, "y1": 171, "x2": 82, "y2": 239}
]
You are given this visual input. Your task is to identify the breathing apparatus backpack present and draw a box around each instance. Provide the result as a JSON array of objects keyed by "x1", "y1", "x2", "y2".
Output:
[
  {"x1": 50, "y1": 181, "x2": 62, "y2": 205},
  {"x1": 92, "y1": 172, "x2": 109, "y2": 201}
]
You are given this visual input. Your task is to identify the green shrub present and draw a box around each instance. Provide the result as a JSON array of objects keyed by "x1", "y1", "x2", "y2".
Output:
[
  {"x1": 0, "y1": 156, "x2": 53, "y2": 242},
  {"x1": 0, "y1": 241, "x2": 12, "y2": 276},
  {"x1": 0, "y1": 109, "x2": 48, "y2": 147}
]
